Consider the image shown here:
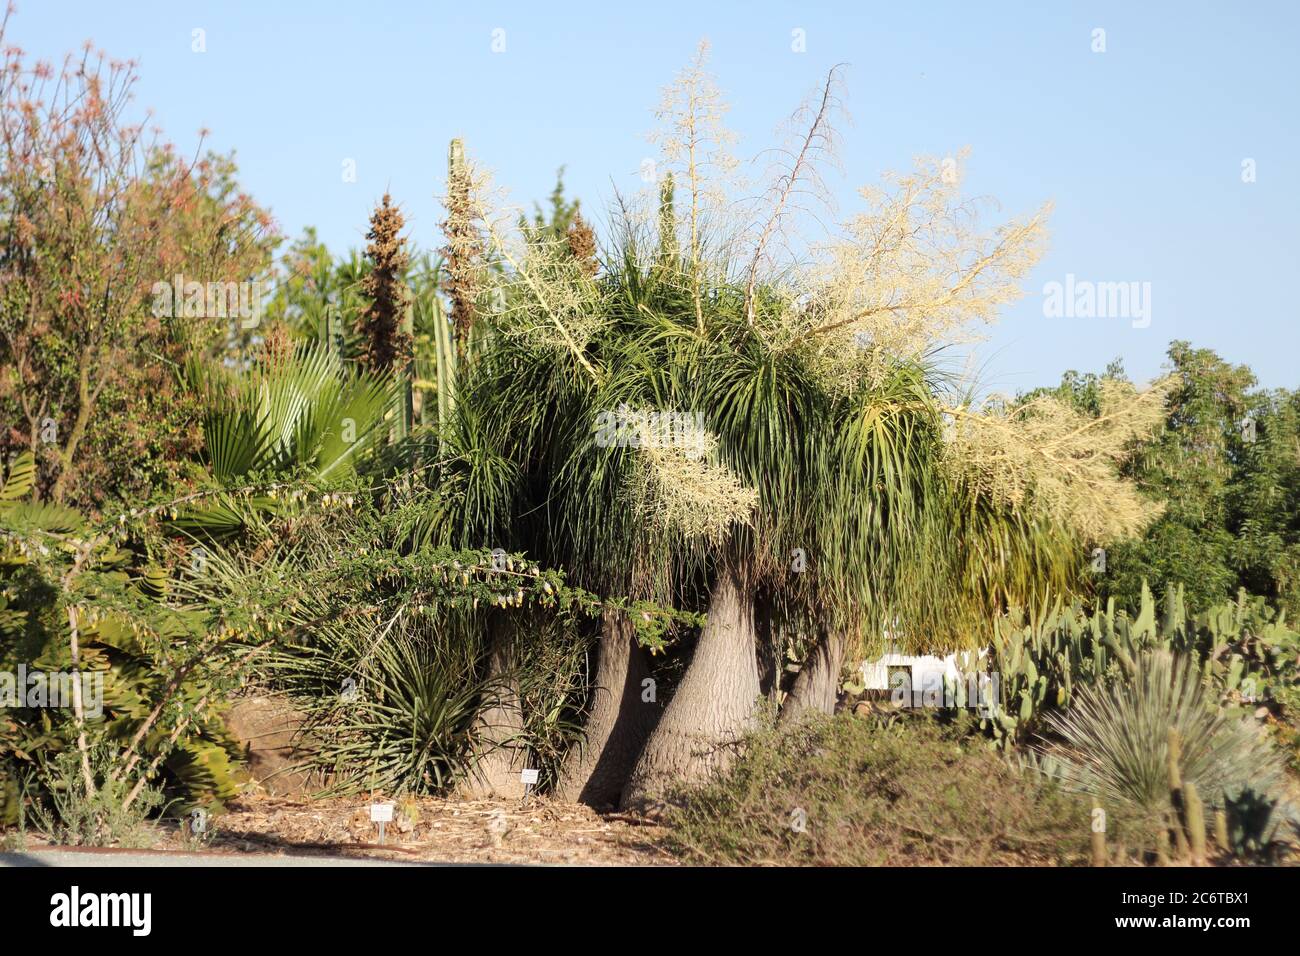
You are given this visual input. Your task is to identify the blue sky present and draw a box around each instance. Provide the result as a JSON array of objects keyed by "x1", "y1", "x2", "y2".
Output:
[{"x1": 11, "y1": 1, "x2": 1299, "y2": 391}]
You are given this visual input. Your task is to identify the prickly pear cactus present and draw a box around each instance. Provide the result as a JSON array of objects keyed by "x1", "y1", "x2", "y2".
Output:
[{"x1": 979, "y1": 582, "x2": 1297, "y2": 747}]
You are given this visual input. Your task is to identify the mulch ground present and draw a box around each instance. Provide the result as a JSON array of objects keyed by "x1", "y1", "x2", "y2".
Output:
[
  {"x1": 43, "y1": 794, "x2": 677, "y2": 865},
  {"x1": 211, "y1": 794, "x2": 675, "y2": 865}
]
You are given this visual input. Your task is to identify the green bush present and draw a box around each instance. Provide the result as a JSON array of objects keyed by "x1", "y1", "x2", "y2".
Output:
[
  {"x1": 269, "y1": 607, "x2": 589, "y2": 796},
  {"x1": 22, "y1": 744, "x2": 166, "y2": 848},
  {"x1": 270, "y1": 617, "x2": 489, "y2": 795},
  {"x1": 1, "y1": 452, "x2": 248, "y2": 828}
]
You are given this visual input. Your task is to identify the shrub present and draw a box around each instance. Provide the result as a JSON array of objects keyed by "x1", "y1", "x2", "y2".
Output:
[
  {"x1": 23, "y1": 745, "x2": 165, "y2": 847},
  {"x1": 270, "y1": 620, "x2": 488, "y2": 796},
  {"x1": 1, "y1": 452, "x2": 249, "y2": 825},
  {"x1": 1043, "y1": 650, "x2": 1296, "y2": 857},
  {"x1": 0, "y1": 15, "x2": 276, "y2": 511},
  {"x1": 269, "y1": 608, "x2": 590, "y2": 796},
  {"x1": 666, "y1": 712, "x2": 1090, "y2": 866}
]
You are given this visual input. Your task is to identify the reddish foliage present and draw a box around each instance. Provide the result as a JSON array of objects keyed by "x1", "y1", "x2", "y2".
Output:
[{"x1": 0, "y1": 9, "x2": 278, "y2": 509}]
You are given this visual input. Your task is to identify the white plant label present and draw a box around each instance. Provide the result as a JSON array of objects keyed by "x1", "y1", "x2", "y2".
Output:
[
  {"x1": 369, "y1": 802, "x2": 394, "y2": 823},
  {"x1": 519, "y1": 769, "x2": 539, "y2": 786}
]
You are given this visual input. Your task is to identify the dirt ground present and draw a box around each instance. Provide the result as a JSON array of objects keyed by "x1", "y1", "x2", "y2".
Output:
[
  {"x1": 206, "y1": 697, "x2": 675, "y2": 864},
  {"x1": 35, "y1": 794, "x2": 677, "y2": 866}
]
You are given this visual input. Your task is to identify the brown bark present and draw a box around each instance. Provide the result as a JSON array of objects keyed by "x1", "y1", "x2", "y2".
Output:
[
  {"x1": 555, "y1": 609, "x2": 658, "y2": 807},
  {"x1": 460, "y1": 620, "x2": 528, "y2": 799},
  {"x1": 779, "y1": 629, "x2": 845, "y2": 723},
  {"x1": 50, "y1": 343, "x2": 101, "y2": 504},
  {"x1": 621, "y1": 562, "x2": 760, "y2": 809}
]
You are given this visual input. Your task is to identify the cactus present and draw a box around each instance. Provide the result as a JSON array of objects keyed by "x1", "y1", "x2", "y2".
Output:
[
  {"x1": 1166, "y1": 726, "x2": 1183, "y2": 791},
  {"x1": 1155, "y1": 824, "x2": 1171, "y2": 866},
  {"x1": 981, "y1": 582, "x2": 1292, "y2": 748},
  {"x1": 1184, "y1": 780, "x2": 1207, "y2": 865},
  {"x1": 1214, "y1": 807, "x2": 1229, "y2": 849},
  {"x1": 1165, "y1": 727, "x2": 1209, "y2": 864},
  {"x1": 1167, "y1": 727, "x2": 1190, "y2": 859}
]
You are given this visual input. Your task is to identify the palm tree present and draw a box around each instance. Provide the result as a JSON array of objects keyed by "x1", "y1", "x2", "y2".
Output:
[
  {"x1": 609, "y1": 263, "x2": 949, "y2": 806},
  {"x1": 188, "y1": 340, "x2": 395, "y2": 484},
  {"x1": 461, "y1": 263, "x2": 699, "y2": 804},
  {"x1": 173, "y1": 340, "x2": 396, "y2": 540},
  {"x1": 409, "y1": 48, "x2": 1102, "y2": 805}
]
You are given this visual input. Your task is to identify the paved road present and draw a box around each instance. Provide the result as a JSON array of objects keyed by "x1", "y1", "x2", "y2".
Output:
[{"x1": 1, "y1": 849, "x2": 432, "y2": 867}]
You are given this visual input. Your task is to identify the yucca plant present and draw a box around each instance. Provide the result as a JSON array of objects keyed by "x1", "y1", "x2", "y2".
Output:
[
  {"x1": 272, "y1": 609, "x2": 592, "y2": 798},
  {"x1": 270, "y1": 621, "x2": 489, "y2": 796},
  {"x1": 1043, "y1": 649, "x2": 1291, "y2": 842}
]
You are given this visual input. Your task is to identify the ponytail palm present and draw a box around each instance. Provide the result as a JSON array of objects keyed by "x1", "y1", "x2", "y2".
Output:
[
  {"x1": 458, "y1": 228, "x2": 956, "y2": 803},
  {"x1": 417, "y1": 56, "x2": 1084, "y2": 803}
]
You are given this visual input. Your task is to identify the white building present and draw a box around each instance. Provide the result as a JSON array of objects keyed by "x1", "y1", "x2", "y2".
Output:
[{"x1": 859, "y1": 647, "x2": 996, "y2": 712}]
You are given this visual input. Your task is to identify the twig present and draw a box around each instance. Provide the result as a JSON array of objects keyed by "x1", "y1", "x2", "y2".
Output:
[{"x1": 744, "y1": 66, "x2": 841, "y2": 330}]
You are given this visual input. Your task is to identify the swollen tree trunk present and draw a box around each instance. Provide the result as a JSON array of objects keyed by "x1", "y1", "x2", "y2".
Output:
[
  {"x1": 779, "y1": 630, "x2": 845, "y2": 723},
  {"x1": 554, "y1": 610, "x2": 658, "y2": 807},
  {"x1": 621, "y1": 562, "x2": 760, "y2": 809},
  {"x1": 461, "y1": 619, "x2": 528, "y2": 799}
]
